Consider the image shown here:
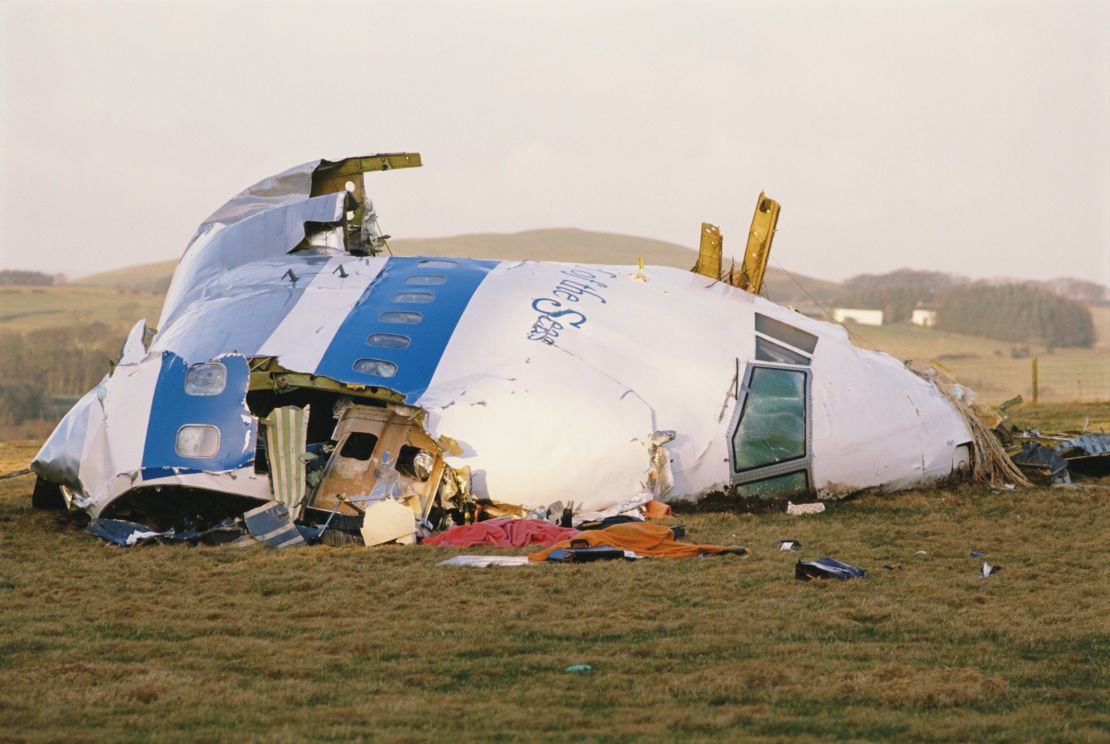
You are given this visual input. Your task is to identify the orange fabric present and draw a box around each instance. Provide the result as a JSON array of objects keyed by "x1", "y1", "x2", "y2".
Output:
[
  {"x1": 645, "y1": 500, "x2": 672, "y2": 519},
  {"x1": 528, "y1": 522, "x2": 728, "y2": 562}
]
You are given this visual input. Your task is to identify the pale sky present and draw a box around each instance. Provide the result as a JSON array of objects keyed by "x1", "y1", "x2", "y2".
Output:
[{"x1": 1, "y1": 0, "x2": 1107, "y2": 286}]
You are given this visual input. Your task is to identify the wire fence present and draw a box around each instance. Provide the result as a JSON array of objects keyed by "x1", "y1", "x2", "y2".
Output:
[{"x1": 935, "y1": 357, "x2": 1110, "y2": 404}]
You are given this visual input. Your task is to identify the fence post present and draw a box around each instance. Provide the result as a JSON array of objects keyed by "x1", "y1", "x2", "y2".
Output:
[{"x1": 1031, "y1": 356, "x2": 1039, "y2": 405}]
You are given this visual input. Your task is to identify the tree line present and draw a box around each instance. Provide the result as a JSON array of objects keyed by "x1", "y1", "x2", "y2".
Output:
[
  {"x1": 0, "y1": 270, "x2": 64, "y2": 286},
  {"x1": 839, "y1": 282, "x2": 1095, "y2": 347},
  {"x1": 0, "y1": 324, "x2": 119, "y2": 427}
]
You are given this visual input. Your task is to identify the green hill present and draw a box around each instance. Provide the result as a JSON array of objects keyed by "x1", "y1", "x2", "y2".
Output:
[
  {"x1": 73, "y1": 260, "x2": 178, "y2": 292},
  {"x1": 71, "y1": 228, "x2": 845, "y2": 307}
]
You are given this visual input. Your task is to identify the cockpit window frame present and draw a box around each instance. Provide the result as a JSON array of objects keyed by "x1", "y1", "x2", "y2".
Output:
[{"x1": 726, "y1": 362, "x2": 813, "y2": 489}]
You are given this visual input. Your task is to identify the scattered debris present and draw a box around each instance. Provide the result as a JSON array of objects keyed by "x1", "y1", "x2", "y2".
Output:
[
  {"x1": 243, "y1": 501, "x2": 316, "y2": 548},
  {"x1": 545, "y1": 546, "x2": 634, "y2": 563},
  {"x1": 981, "y1": 562, "x2": 1002, "y2": 578},
  {"x1": 882, "y1": 564, "x2": 904, "y2": 572},
  {"x1": 795, "y1": 558, "x2": 868, "y2": 580},
  {"x1": 786, "y1": 502, "x2": 825, "y2": 516},
  {"x1": 86, "y1": 519, "x2": 175, "y2": 546},
  {"x1": 0, "y1": 467, "x2": 31, "y2": 481},
  {"x1": 1011, "y1": 442, "x2": 1071, "y2": 485},
  {"x1": 576, "y1": 515, "x2": 643, "y2": 531},
  {"x1": 1044, "y1": 432, "x2": 1110, "y2": 477},
  {"x1": 85, "y1": 517, "x2": 243, "y2": 546},
  {"x1": 565, "y1": 664, "x2": 592, "y2": 673},
  {"x1": 438, "y1": 555, "x2": 533, "y2": 567},
  {"x1": 360, "y1": 498, "x2": 418, "y2": 547},
  {"x1": 530, "y1": 522, "x2": 746, "y2": 562},
  {"x1": 969, "y1": 550, "x2": 984, "y2": 557},
  {"x1": 776, "y1": 540, "x2": 802, "y2": 551}
]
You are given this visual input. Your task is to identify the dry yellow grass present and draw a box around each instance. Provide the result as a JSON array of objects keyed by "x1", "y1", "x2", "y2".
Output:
[
  {"x1": 0, "y1": 286, "x2": 163, "y2": 334},
  {"x1": 841, "y1": 322, "x2": 1110, "y2": 405},
  {"x1": 0, "y1": 425, "x2": 1107, "y2": 743}
]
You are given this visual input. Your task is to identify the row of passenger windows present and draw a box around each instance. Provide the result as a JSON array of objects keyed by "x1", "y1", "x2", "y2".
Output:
[
  {"x1": 353, "y1": 268, "x2": 451, "y2": 379},
  {"x1": 176, "y1": 263, "x2": 463, "y2": 453}
]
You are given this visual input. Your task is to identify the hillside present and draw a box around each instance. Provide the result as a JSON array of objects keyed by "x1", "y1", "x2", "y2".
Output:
[
  {"x1": 73, "y1": 260, "x2": 177, "y2": 292},
  {"x1": 0, "y1": 285, "x2": 164, "y2": 334},
  {"x1": 72, "y1": 228, "x2": 847, "y2": 307}
]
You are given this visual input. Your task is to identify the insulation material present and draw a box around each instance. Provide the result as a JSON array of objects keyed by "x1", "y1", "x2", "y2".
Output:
[{"x1": 264, "y1": 405, "x2": 309, "y2": 513}]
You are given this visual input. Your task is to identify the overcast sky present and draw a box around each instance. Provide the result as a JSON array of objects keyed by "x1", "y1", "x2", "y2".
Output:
[{"x1": 1, "y1": 0, "x2": 1106, "y2": 286}]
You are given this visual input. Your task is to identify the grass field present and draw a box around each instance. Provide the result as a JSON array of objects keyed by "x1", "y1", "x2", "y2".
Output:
[
  {"x1": 0, "y1": 404, "x2": 1107, "y2": 743},
  {"x1": 0, "y1": 286, "x2": 164, "y2": 335},
  {"x1": 838, "y1": 321, "x2": 1110, "y2": 405}
]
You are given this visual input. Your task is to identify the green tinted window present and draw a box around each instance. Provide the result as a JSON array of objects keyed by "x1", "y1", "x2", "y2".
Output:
[
  {"x1": 734, "y1": 470, "x2": 809, "y2": 499},
  {"x1": 731, "y1": 367, "x2": 806, "y2": 472}
]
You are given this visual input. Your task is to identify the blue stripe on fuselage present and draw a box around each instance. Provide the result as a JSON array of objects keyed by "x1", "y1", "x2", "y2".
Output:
[
  {"x1": 141, "y1": 352, "x2": 256, "y2": 480},
  {"x1": 314, "y1": 257, "x2": 498, "y2": 402}
]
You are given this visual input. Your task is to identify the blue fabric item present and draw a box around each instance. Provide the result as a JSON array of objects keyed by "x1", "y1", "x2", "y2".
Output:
[
  {"x1": 314, "y1": 256, "x2": 498, "y2": 402},
  {"x1": 141, "y1": 352, "x2": 256, "y2": 480}
]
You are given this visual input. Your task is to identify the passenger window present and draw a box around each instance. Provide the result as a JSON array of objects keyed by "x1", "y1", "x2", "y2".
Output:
[
  {"x1": 176, "y1": 424, "x2": 220, "y2": 458},
  {"x1": 184, "y1": 362, "x2": 227, "y2": 396},
  {"x1": 404, "y1": 275, "x2": 447, "y2": 286},
  {"x1": 379, "y1": 311, "x2": 422, "y2": 325},
  {"x1": 340, "y1": 432, "x2": 378, "y2": 461},
  {"x1": 391, "y1": 291, "x2": 435, "y2": 304},
  {"x1": 353, "y1": 358, "x2": 398, "y2": 377},
  {"x1": 731, "y1": 367, "x2": 806, "y2": 472},
  {"x1": 366, "y1": 333, "x2": 410, "y2": 349}
]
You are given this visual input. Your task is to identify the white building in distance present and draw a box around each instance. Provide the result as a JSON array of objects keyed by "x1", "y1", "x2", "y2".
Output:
[
  {"x1": 832, "y1": 308, "x2": 884, "y2": 326},
  {"x1": 911, "y1": 308, "x2": 938, "y2": 327}
]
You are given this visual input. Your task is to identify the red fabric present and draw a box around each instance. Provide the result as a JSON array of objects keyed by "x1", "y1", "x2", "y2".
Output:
[{"x1": 422, "y1": 518, "x2": 579, "y2": 548}]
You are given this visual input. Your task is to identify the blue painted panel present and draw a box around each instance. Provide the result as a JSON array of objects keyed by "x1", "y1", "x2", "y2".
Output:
[
  {"x1": 141, "y1": 352, "x2": 256, "y2": 480},
  {"x1": 314, "y1": 257, "x2": 498, "y2": 402}
]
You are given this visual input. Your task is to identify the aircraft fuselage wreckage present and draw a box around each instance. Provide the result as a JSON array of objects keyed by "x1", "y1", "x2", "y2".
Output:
[{"x1": 32, "y1": 154, "x2": 984, "y2": 541}]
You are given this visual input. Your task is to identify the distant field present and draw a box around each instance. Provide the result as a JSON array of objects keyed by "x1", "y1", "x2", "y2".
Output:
[
  {"x1": 0, "y1": 286, "x2": 164, "y2": 334},
  {"x1": 838, "y1": 321, "x2": 1110, "y2": 405},
  {"x1": 0, "y1": 434, "x2": 1105, "y2": 743},
  {"x1": 73, "y1": 260, "x2": 176, "y2": 293}
]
